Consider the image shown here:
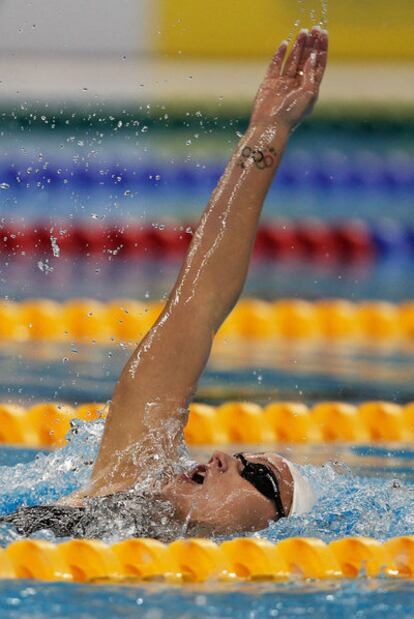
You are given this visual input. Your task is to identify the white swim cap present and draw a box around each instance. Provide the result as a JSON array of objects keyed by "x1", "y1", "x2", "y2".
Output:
[{"x1": 283, "y1": 459, "x2": 316, "y2": 516}]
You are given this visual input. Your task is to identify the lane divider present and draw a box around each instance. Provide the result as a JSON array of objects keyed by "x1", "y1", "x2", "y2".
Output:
[
  {"x1": 0, "y1": 400, "x2": 414, "y2": 447},
  {"x1": 1, "y1": 152, "x2": 413, "y2": 192},
  {"x1": 2, "y1": 219, "x2": 414, "y2": 261},
  {"x1": 1, "y1": 536, "x2": 414, "y2": 582},
  {"x1": 1, "y1": 298, "x2": 414, "y2": 342}
]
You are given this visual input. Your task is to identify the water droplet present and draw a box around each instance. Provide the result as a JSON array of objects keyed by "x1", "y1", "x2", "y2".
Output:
[
  {"x1": 37, "y1": 260, "x2": 53, "y2": 274},
  {"x1": 0, "y1": 183, "x2": 10, "y2": 190},
  {"x1": 50, "y1": 234, "x2": 60, "y2": 258}
]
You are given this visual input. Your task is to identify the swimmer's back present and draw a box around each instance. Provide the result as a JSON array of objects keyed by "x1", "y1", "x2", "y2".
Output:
[
  {"x1": 1, "y1": 491, "x2": 186, "y2": 541},
  {"x1": 0, "y1": 504, "x2": 86, "y2": 538}
]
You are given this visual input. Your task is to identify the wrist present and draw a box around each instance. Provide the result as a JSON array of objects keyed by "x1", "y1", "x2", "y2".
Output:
[
  {"x1": 234, "y1": 124, "x2": 289, "y2": 173},
  {"x1": 246, "y1": 122, "x2": 291, "y2": 147}
]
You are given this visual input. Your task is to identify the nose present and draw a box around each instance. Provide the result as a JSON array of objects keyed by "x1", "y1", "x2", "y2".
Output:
[{"x1": 208, "y1": 450, "x2": 233, "y2": 472}]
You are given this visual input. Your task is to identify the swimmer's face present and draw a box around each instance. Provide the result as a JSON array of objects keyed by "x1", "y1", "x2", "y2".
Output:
[{"x1": 162, "y1": 451, "x2": 294, "y2": 534}]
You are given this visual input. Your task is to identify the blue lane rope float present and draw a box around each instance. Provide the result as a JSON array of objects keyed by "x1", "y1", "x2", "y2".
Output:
[{"x1": 0, "y1": 152, "x2": 413, "y2": 193}]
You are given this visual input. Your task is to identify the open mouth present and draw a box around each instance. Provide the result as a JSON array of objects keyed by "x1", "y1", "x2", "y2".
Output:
[{"x1": 183, "y1": 463, "x2": 208, "y2": 485}]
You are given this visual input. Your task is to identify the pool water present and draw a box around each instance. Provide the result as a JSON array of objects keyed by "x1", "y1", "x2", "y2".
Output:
[
  {"x1": 0, "y1": 110, "x2": 413, "y2": 616},
  {"x1": 2, "y1": 578, "x2": 414, "y2": 619},
  {"x1": 1, "y1": 440, "x2": 414, "y2": 617},
  {"x1": 1, "y1": 339, "x2": 413, "y2": 404},
  {"x1": 2, "y1": 433, "x2": 414, "y2": 539}
]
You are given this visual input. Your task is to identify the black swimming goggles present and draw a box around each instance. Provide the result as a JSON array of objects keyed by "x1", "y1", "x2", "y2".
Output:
[{"x1": 234, "y1": 453, "x2": 286, "y2": 520}]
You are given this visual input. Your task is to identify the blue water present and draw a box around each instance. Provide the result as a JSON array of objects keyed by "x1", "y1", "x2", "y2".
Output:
[
  {"x1": 1, "y1": 439, "x2": 414, "y2": 618},
  {"x1": 1, "y1": 427, "x2": 414, "y2": 540},
  {"x1": 0, "y1": 339, "x2": 413, "y2": 404},
  {"x1": 3, "y1": 256, "x2": 414, "y2": 303},
  {"x1": 2, "y1": 579, "x2": 414, "y2": 619}
]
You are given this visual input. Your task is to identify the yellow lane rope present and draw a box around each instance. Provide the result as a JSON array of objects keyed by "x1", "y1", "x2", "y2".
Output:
[
  {"x1": 1, "y1": 536, "x2": 414, "y2": 582},
  {"x1": 1, "y1": 400, "x2": 413, "y2": 447},
  {"x1": 1, "y1": 298, "x2": 414, "y2": 342}
]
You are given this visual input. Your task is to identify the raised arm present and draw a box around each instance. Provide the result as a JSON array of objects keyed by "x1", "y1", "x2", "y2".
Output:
[{"x1": 90, "y1": 28, "x2": 328, "y2": 492}]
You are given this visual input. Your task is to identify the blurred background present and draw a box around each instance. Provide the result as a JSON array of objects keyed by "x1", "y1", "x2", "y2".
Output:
[{"x1": 0, "y1": 0, "x2": 413, "y2": 404}]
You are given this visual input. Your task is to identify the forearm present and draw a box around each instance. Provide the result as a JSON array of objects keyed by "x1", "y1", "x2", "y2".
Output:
[{"x1": 167, "y1": 122, "x2": 290, "y2": 329}]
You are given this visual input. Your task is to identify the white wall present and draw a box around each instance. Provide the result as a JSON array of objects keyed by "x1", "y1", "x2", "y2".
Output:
[{"x1": 0, "y1": 0, "x2": 151, "y2": 54}]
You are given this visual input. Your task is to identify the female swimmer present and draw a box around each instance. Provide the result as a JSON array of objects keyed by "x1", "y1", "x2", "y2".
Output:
[{"x1": 4, "y1": 27, "x2": 328, "y2": 540}]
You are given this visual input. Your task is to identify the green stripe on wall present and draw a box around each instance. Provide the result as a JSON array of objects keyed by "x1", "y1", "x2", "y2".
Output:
[{"x1": 0, "y1": 102, "x2": 413, "y2": 134}]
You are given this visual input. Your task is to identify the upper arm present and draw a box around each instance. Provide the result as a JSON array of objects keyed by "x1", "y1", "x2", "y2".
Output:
[{"x1": 90, "y1": 300, "x2": 214, "y2": 488}]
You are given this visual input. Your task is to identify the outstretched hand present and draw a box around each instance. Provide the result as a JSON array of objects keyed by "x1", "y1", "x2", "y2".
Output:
[{"x1": 250, "y1": 27, "x2": 328, "y2": 133}]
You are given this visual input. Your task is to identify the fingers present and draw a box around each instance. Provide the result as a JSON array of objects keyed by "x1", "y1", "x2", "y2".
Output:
[
  {"x1": 297, "y1": 29, "x2": 317, "y2": 76},
  {"x1": 314, "y1": 29, "x2": 328, "y2": 85},
  {"x1": 302, "y1": 49, "x2": 318, "y2": 90},
  {"x1": 282, "y1": 29, "x2": 307, "y2": 78},
  {"x1": 302, "y1": 28, "x2": 328, "y2": 90},
  {"x1": 264, "y1": 40, "x2": 288, "y2": 80},
  {"x1": 263, "y1": 28, "x2": 328, "y2": 88}
]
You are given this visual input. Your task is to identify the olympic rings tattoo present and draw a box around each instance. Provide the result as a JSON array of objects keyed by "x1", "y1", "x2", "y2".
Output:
[{"x1": 238, "y1": 145, "x2": 277, "y2": 170}]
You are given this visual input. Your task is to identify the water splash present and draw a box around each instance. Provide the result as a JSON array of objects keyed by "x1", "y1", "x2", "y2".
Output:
[
  {"x1": 49, "y1": 231, "x2": 60, "y2": 258},
  {"x1": 261, "y1": 461, "x2": 414, "y2": 543},
  {"x1": 1, "y1": 424, "x2": 414, "y2": 545},
  {"x1": 0, "y1": 413, "x2": 197, "y2": 544},
  {"x1": 320, "y1": 0, "x2": 328, "y2": 28},
  {"x1": 37, "y1": 260, "x2": 54, "y2": 274},
  {"x1": 0, "y1": 420, "x2": 99, "y2": 515},
  {"x1": 0, "y1": 421, "x2": 101, "y2": 543}
]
